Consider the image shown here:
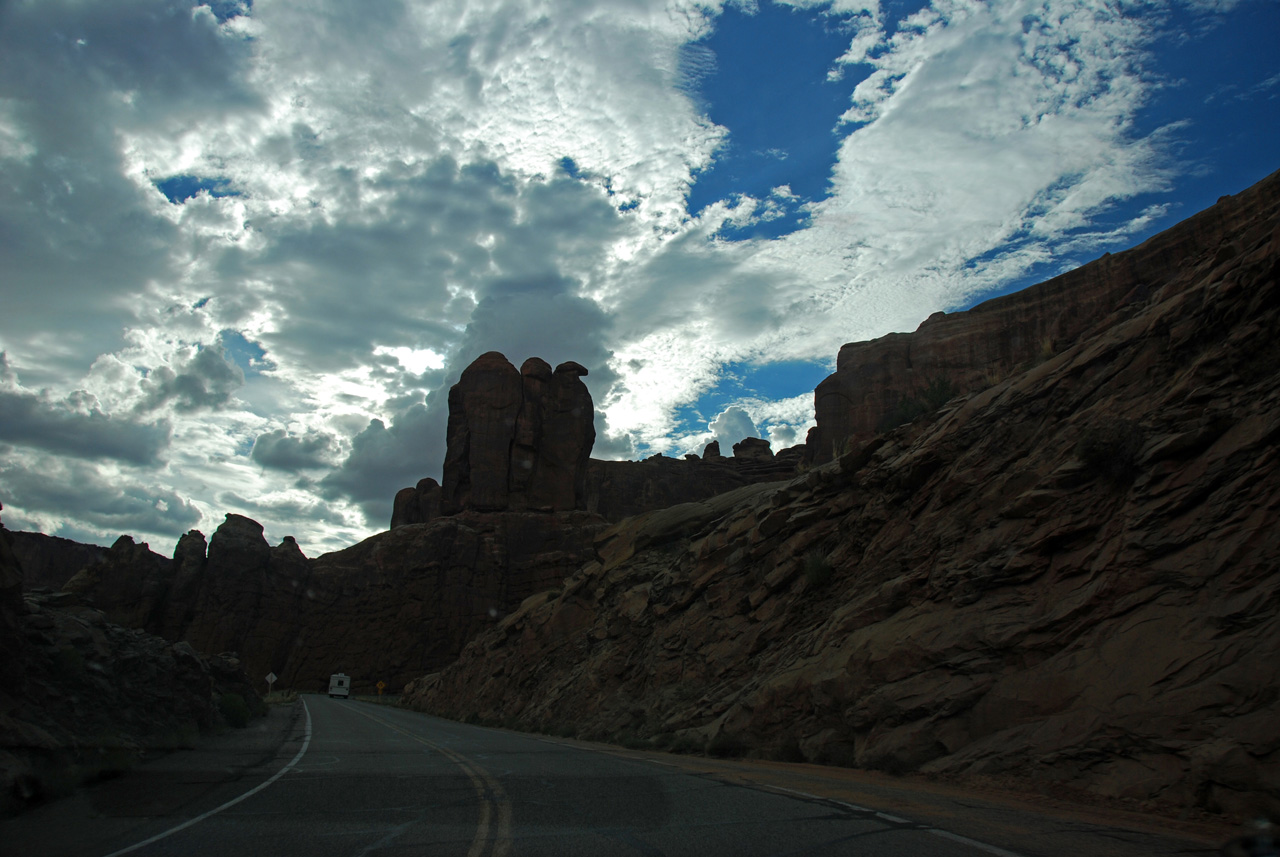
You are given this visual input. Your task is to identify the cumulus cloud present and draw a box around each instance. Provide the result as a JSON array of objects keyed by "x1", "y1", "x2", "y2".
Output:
[
  {"x1": 0, "y1": 454, "x2": 201, "y2": 548},
  {"x1": 710, "y1": 406, "x2": 759, "y2": 449},
  {"x1": 250, "y1": 429, "x2": 340, "y2": 472},
  {"x1": 0, "y1": 356, "x2": 171, "y2": 465},
  {"x1": 137, "y1": 344, "x2": 245, "y2": 413},
  {"x1": 319, "y1": 403, "x2": 436, "y2": 526},
  {"x1": 0, "y1": 0, "x2": 1261, "y2": 548},
  {"x1": 0, "y1": 0, "x2": 261, "y2": 379}
]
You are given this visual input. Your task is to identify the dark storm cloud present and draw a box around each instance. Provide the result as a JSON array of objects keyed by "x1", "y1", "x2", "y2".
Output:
[
  {"x1": 250, "y1": 429, "x2": 340, "y2": 472},
  {"x1": 0, "y1": 386, "x2": 171, "y2": 465},
  {"x1": 0, "y1": 456, "x2": 201, "y2": 546},
  {"x1": 137, "y1": 344, "x2": 246, "y2": 413},
  {"x1": 319, "y1": 403, "x2": 435, "y2": 526}
]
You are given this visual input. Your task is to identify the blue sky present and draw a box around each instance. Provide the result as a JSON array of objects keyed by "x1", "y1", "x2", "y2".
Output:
[{"x1": 0, "y1": 0, "x2": 1276, "y2": 554}]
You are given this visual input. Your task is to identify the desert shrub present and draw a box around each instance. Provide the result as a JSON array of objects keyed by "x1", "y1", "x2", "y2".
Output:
[
  {"x1": 1076, "y1": 418, "x2": 1144, "y2": 481},
  {"x1": 803, "y1": 551, "x2": 833, "y2": 588},
  {"x1": 218, "y1": 693, "x2": 252, "y2": 729}
]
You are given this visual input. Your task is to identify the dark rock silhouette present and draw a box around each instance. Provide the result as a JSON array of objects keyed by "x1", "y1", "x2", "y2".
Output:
[
  {"x1": 405, "y1": 168, "x2": 1280, "y2": 821},
  {"x1": 0, "y1": 515, "x2": 262, "y2": 817},
  {"x1": 390, "y1": 477, "x2": 441, "y2": 528},
  {"x1": 7, "y1": 532, "x2": 106, "y2": 591},
  {"x1": 441, "y1": 353, "x2": 595, "y2": 514},
  {"x1": 63, "y1": 535, "x2": 173, "y2": 631},
  {"x1": 805, "y1": 169, "x2": 1280, "y2": 464}
]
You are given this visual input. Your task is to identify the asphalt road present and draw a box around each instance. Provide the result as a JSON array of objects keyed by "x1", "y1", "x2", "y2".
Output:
[{"x1": 1, "y1": 696, "x2": 1228, "y2": 857}]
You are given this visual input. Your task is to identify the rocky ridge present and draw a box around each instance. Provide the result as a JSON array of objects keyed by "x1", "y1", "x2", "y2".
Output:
[
  {"x1": 404, "y1": 170, "x2": 1280, "y2": 820},
  {"x1": 805, "y1": 176, "x2": 1280, "y2": 465},
  {"x1": 53, "y1": 355, "x2": 614, "y2": 693},
  {"x1": 0, "y1": 518, "x2": 264, "y2": 816},
  {"x1": 8, "y1": 532, "x2": 107, "y2": 592}
]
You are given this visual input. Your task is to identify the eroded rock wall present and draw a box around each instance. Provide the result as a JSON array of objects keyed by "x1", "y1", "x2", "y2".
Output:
[
  {"x1": 807, "y1": 170, "x2": 1280, "y2": 464},
  {"x1": 404, "y1": 170, "x2": 1280, "y2": 820}
]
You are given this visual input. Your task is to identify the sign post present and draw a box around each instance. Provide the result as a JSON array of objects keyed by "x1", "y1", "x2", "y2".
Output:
[
  {"x1": 376, "y1": 680, "x2": 386, "y2": 699},
  {"x1": 265, "y1": 671, "x2": 277, "y2": 697}
]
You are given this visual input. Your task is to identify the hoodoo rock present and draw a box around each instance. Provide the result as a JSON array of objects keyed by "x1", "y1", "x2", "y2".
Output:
[
  {"x1": 441, "y1": 353, "x2": 595, "y2": 514},
  {"x1": 391, "y1": 477, "x2": 442, "y2": 528}
]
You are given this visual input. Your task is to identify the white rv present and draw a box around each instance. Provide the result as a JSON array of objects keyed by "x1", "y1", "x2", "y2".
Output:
[{"x1": 328, "y1": 673, "x2": 351, "y2": 698}]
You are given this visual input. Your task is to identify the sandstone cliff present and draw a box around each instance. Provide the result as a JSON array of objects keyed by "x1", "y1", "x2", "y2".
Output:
[
  {"x1": 404, "y1": 169, "x2": 1280, "y2": 821},
  {"x1": 442, "y1": 353, "x2": 595, "y2": 514},
  {"x1": 806, "y1": 172, "x2": 1280, "y2": 464},
  {"x1": 8, "y1": 532, "x2": 107, "y2": 591}
]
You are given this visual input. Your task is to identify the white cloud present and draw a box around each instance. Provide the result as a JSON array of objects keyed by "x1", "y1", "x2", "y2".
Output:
[{"x1": 0, "y1": 0, "x2": 1252, "y2": 550}]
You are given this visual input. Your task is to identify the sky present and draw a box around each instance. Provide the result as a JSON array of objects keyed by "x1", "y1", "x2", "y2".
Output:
[{"x1": 1, "y1": 0, "x2": 1276, "y2": 556}]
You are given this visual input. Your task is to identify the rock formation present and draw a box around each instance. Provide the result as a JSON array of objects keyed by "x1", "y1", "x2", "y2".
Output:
[
  {"x1": 0, "y1": 508, "x2": 26, "y2": 690},
  {"x1": 7, "y1": 532, "x2": 107, "y2": 591},
  {"x1": 583, "y1": 445, "x2": 799, "y2": 523},
  {"x1": 806, "y1": 170, "x2": 1280, "y2": 464},
  {"x1": 403, "y1": 168, "x2": 1280, "y2": 821},
  {"x1": 441, "y1": 353, "x2": 595, "y2": 514},
  {"x1": 62, "y1": 535, "x2": 174, "y2": 630},
  {"x1": 0, "y1": 517, "x2": 263, "y2": 816},
  {"x1": 390, "y1": 477, "x2": 442, "y2": 528}
]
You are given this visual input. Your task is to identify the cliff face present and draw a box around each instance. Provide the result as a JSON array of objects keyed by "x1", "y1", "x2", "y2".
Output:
[
  {"x1": 404, "y1": 169, "x2": 1280, "y2": 820},
  {"x1": 583, "y1": 444, "x2": 800, "y2": 523},
  {"x1": 177, "y1": 509, "x2": 605, "y2": 692},
  {"x1": 0, "y1": 522, "x2": 263, "y2": 817},
  {"x1": 807, "y1": 173, "x2": 1280, "y2": 464},
  {"x1": 8, "y1": 532, "x2": 107, "y2": 591}
]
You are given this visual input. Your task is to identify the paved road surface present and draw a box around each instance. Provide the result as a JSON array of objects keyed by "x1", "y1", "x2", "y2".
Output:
[{"x1": 1, "y1": 696, "x2": 1226, "y2": 857}]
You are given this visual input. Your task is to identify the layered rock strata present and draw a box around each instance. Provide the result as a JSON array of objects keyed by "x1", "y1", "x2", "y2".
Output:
[
  {"x1": 403, "y1": 169, "x2": 1280, "y2": 821},
  {"x1": 807, "y1": 169, "x2": 1280, "y2": 464}
]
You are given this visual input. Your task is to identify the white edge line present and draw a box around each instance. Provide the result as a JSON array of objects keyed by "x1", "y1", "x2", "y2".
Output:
[{"x1": 101, "y1": 698, "x2": 313, "y2": 857}]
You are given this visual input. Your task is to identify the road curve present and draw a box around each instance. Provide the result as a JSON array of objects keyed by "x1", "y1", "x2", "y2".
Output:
[{"x1": 1, "y1": 696, "x2": 1225, "y2": 857}]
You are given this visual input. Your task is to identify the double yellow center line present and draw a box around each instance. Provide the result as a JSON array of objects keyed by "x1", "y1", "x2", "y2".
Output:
[{"x1": 344, "y1": 704, "x2": 512, "y2": 857}]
